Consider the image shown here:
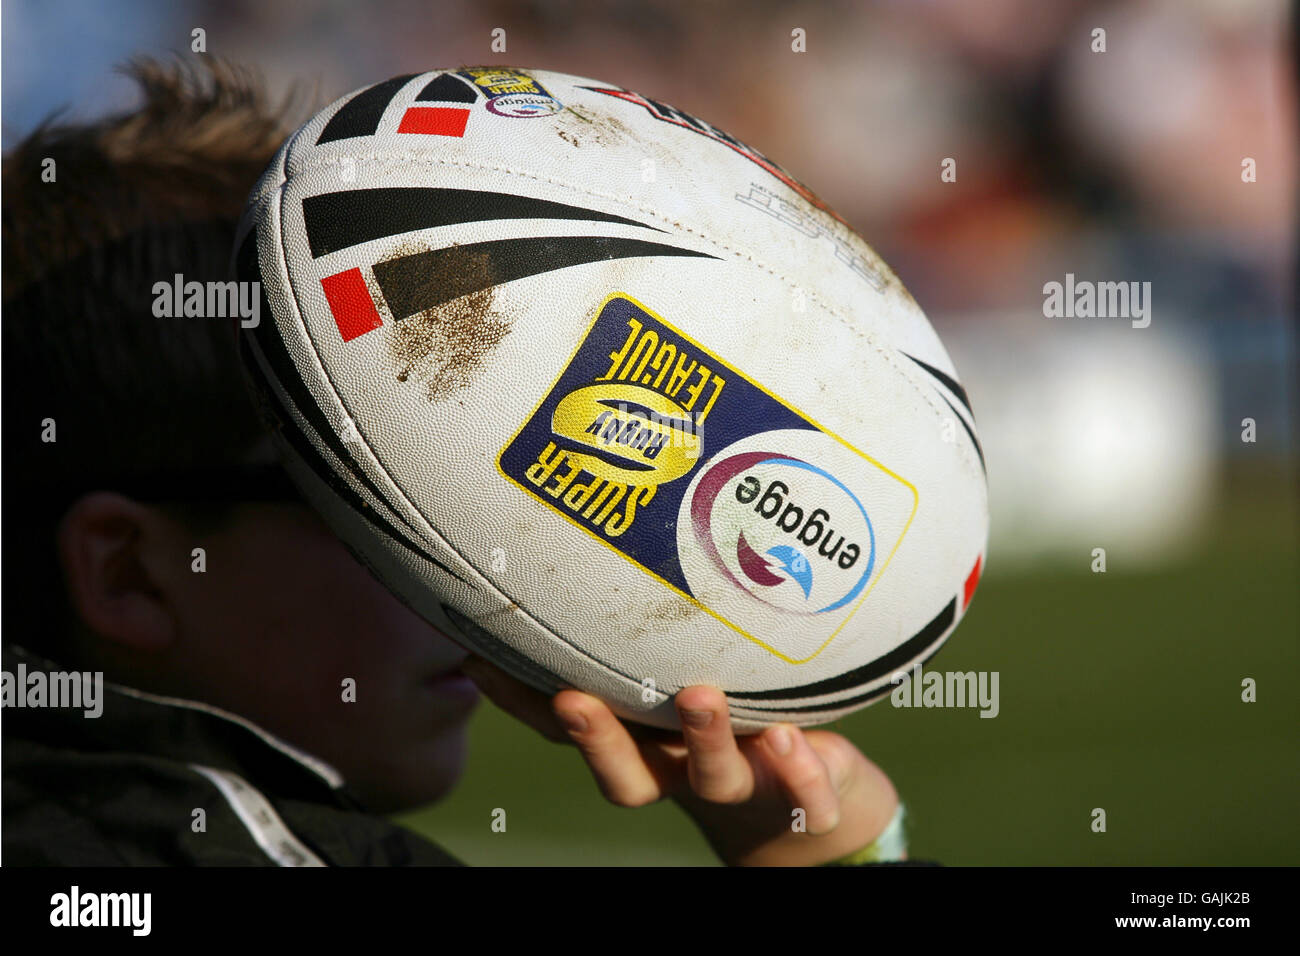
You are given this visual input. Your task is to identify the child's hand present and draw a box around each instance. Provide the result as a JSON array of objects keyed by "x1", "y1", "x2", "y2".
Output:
[{"x1": 461, "y1": 656, "x2": 901, "y2": 866}]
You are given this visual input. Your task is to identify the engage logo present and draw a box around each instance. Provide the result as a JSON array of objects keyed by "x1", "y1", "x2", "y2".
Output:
[
  {"x1": 689, "y1": 451, "x2": 876, "y2": 616},
  {"x1": 678, "y1": 428, "x2": 916, "y2": 662}
]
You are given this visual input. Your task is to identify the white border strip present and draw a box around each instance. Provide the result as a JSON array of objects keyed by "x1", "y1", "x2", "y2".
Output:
[
  {"x1": 191, "y1": 764, "x2": 327, "y2": 867},
  {"x1": 108, "y1": 680, "x2": 345, "y2": 789}
]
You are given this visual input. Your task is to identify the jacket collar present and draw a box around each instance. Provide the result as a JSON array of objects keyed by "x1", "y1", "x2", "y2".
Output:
[{"x1": 3, "y1": 643, "x2": 349, "y2": 805}]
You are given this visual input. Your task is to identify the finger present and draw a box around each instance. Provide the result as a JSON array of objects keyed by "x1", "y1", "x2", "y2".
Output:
[
  {"x1": 805, "y1": 731, "x2": 901, "y2": 846},
  {"x1": 675, "y1": 686, "x2": 754, "y2": 804},
  {"x1": 461, "y1": 656, "x2": 569, "y2": 743},
  {"x1": 552, "y1": 689, "x2": 665, "y2": 807},
  {"x1": 757, "y1": 724, "x2": 840, "y2": 834}
]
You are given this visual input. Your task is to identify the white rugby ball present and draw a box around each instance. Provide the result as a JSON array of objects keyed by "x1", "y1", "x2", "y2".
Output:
[{"x1": 236, "y1": 67, "x2": 988, "y2": 731}]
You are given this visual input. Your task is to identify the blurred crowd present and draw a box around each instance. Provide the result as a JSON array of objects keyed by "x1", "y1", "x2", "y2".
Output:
[{"x1": 7, "y1": 0, "x2": 1291, "y2": 303}]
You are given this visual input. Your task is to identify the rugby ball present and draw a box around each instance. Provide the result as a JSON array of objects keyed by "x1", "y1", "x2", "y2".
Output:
[{"x1": 236, "y1": 67, "x2": 988, "y2": 731}]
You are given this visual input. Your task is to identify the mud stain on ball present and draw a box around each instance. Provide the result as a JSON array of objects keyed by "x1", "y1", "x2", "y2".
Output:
[
  {"x1": 650, "y1": 595, "x2": 701, "y2": 624},
  {"x1": 555, "y1": 105, "x2": 638, "y2": 149},
  {"x1": 381, "y1": 242, "x2": 513, "y2": 401}
]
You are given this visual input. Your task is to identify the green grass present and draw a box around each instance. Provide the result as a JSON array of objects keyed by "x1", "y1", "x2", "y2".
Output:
[{"x1": 397, "y1": 468, "x2": 1299, "y2": 865}]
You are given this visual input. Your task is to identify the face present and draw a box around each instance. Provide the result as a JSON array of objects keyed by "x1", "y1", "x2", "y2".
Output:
[{"x1": 157, "y1": 501, "x2": 479, "y2": 812}]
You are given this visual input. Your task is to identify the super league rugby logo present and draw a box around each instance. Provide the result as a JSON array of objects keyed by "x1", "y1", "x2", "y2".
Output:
[
  {"x1": 498, "y1": 294, "x2": 917, "y2": 662},
  {"x1": 689, "y1": 450, "x2": 876, "y2": 616}
]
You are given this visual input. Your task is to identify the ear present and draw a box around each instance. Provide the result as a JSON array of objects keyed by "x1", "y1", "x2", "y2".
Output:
[{"x1": 56, "y1": 491, "x2": 179, "y2": 651}]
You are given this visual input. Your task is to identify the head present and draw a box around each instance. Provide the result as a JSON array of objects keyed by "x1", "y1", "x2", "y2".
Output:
[{"x1": 2, "y1": 58, "x2": 477, "y2": 812}]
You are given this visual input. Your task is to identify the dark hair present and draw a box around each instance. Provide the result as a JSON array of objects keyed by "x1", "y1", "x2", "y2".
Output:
[{"x1": 2, "y1": 58, "x2": 295, "y2": 655}]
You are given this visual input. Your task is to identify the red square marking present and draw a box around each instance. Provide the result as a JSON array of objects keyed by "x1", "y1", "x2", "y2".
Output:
[
  {"x1": 962, "y1": 555, "x2": 983, "y2": 610},
  {"x1": 397, "y1": 107, "x2": 470, "y2": 137},
  {"x1": 321, "y1": 267, "x2": 382, "y2": 342}
]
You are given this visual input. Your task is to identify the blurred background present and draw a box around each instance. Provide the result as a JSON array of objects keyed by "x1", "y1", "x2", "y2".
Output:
[{"x1": 4, "y1": 0, "x2": 1295, "y2": 864}]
